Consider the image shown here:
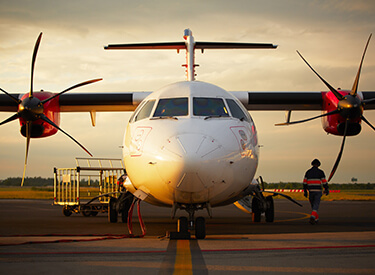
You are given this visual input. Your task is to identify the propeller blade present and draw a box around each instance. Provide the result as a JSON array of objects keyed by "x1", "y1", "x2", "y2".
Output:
[
  {"x1": 42, "y1": 78, "x2": 103, "y2": 104},
  {"x1": 0, "y1": 87, "x2": 21, "y2": 104},
  {"x1": 297, "y1": 50, "x2": 343, "y2": 101},
  {"x1": 362, "y1": 115, "x2": 375, "y2": 131},
  {"x1": 39, "y1": 114, "x2": 93, "y2": 157},
  {"x1": 21, "y1": 122, "x2": 32, "y2": 186},
  {"x1": 30, "y1": 33, "x2": 43, "y2": 98},
  {"x1": 0, "y1": 113, "x2": 20, "y2": 126},
  {"x1": 275, "y1": 109, "x2": 340, "y2": 126},
  {"x1": 351, "y1": 34, "x2": 372, "y2": 96},
  {"x1": 328, "y1": 120, "x2": 348, "y2": 182}
]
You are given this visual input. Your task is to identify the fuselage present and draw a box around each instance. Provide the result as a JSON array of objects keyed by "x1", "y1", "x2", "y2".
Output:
[{"x1": 122, "y1": 81, "x2": 259, "y2": 208}]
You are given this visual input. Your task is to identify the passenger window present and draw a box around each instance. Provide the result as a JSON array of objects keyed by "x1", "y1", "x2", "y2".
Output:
[
  {"x1": 226, "y1": 99, "x2": 250, "y2": 122},
  {"x1": 153, "y1": 98, "x2": 188, "y2": 117},
  {"x1": 134, "y1": 100, "x2": 155, "y2": 122},
  {"x1": 193, "y1": 97, "x2": 229, "y2": 117}
]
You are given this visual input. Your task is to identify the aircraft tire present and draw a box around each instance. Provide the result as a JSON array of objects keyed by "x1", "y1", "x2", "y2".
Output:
[
  {"x1": 178, "y1": 216, "x2": 189, "y2": 233},
  {"x1": 195, "y1": 217, "x2": 206, "y2": 239},
  {"x1": 265, "y1": 196, "x2": 274, "y2": 222},
  {"x1": 108, "y1": 197, "x2": 118, "y2": 223},
  {"x1": 252, "y1": 197, "x2": 262, "y2": 222},
  {"x1": 121, "y1": 199, "x2": 133, "y2": 223}
]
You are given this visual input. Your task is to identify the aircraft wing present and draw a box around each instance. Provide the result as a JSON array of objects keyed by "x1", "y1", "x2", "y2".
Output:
[
  {"x1": 0, "y1": 92, "x2": 152, "y2": 113},
  {"x1": 58, "y1": 92, "x2": 151, "y2": 112},
  {"x1": 0, "y1": 94, "x2": 19, "y2": 112},
  {"x1": 231, "y1": 91, "x2": 375, "y2": 111},
  {"x1": 2, "y1": 91, "x2": 374, "y2": 113}
]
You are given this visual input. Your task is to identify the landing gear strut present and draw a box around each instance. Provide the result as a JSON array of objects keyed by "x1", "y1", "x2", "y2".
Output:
[
  {"x1": 108, "y1": 191, "x2": 135, "y2": 223},
  {"x1": 171, "y1": 203, "x2": 210, "y2": 239},
  {"x1": 251, "y1": 195, "x2": 275, "y2": 222},
  {"x1": 236, "y1": 178, "x2": 302, "y2": 223}
]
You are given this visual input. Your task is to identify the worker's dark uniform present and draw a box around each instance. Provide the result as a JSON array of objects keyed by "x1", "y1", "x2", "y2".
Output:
[
  {"x1": 116, "y1": 174, "x2": 134, "y2": 223},
  {"x1": 303, "y1": 166, "x2": 328, "y2": 223}
]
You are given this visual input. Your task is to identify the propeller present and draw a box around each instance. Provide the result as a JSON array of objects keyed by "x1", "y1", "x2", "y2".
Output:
[
  {"x1": 0, "y1": 32, "x2": 102, "y2": 186},
  {"x1": 276, "y1": 34, "x2": 373, "y2": 181}
]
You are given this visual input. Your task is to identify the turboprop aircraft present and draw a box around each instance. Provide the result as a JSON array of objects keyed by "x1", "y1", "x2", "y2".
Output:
[{"x1": 0, "y1": 29, "x2": 374, "y2": 239}]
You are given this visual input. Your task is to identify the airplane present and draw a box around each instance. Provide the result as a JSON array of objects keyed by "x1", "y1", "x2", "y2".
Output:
[{"x1": 0, "y1": 29, "x2": 374, "y2": 239}]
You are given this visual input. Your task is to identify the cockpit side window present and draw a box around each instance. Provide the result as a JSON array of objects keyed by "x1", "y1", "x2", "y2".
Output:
[
  {"x1": 193, "y1": 97, "x2": 229, "y2": 117},
  {"x1": 133, "y1": 100, "x2": 155, "y2": 122},
  {"x1": 153, "y1": 98, "x2": 188, "y2": 117},
  {"x1": 226, "y1": 98, "x2": 250, "y2": 122}
]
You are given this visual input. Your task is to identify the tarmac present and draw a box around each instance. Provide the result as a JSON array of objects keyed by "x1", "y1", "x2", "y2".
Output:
[{"x1": 0, "y1": 199, "x2": 375, "y2": 274}]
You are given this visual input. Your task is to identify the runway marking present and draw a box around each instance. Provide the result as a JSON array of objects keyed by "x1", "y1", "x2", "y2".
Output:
[
  {"x1": 2, "y1": 244, "x2": 374, "y2": 256},
  {"x1": 159, "y1": 239, "x2": 208, "y2": 275},
  {"x1": 206, "y1": 265, "x2": 375, "y2": 273},
  {"x1": 83, "y1": 261, "x2": 375, "y2": 274},
  {"x1": 78, "y1": 244, "x2": 375, "y2": 274},
  {"x1": 174, "y1": 240, "x2": 192, "y2": 274},
  {"x1": 201, "y1": 244, "x2": 375, "y2": 252},
  {"x1": 273, "y1": 211, "x2": 311, "y2": 222},
  {"x1": 2, "y1": 243, "x2": 374, "y2": 273}
]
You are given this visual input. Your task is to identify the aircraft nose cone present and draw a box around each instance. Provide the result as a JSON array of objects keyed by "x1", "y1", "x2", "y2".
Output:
[{"x1": 156, "y1": 133, "x2": 225, "y2": 193}]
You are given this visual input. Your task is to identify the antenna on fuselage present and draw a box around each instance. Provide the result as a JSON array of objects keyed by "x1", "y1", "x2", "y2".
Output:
[{"x1": 104, "y1": 29, "x2": 278, "y2": 81}]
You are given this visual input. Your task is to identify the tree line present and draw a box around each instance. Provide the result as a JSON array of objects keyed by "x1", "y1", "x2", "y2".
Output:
[
  {"x1": 265, "y1": 182, "x2": 375, "y2": 190},
  {"x1": 0, "y1": 177, "x2": 98, "y2": 187}
]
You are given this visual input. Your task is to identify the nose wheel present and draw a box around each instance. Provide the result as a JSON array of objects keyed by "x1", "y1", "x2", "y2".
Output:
[
  {"x1": 195, "y1": 216, "x2": 206, "y2": 239},
  {"x1": 171, "y1": 203, "x2": 209, "y2": 239},
  {"x1": 174, "y1": 216, "x2": 206, "y2": 239},
  {"x1": 177, "y1": 216, "x2": 189, "y2": 233}
]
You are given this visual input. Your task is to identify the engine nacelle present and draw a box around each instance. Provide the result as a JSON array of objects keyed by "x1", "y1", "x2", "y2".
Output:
[
  {"x1": 321, "y1": 91, "x2": 362, "y2": 136},
  {"x1": 19, "y1": 91, "x2": 60, "y2": 138}
]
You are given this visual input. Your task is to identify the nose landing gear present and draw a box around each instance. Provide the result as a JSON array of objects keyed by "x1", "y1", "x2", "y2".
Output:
[{"x1": 171, "y1": 203, "x2": 211, "y2": 239}]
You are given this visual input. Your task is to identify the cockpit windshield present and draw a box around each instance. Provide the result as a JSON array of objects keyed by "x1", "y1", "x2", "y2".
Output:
[
  {"x1": 226, "y1": 98, "x2": 251, "y2": 122},
  {"x1": 153, "y1": 98, "x2": 188, "y2": 117},
  {"x1": 193, "y1": 97, "x2": 229, "y2": 117},
  {"x1": 131, "y1": 99, "x2": 155, "y2": 122}
]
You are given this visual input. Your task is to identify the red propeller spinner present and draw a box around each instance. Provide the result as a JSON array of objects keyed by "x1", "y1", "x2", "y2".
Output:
[{"x1": 276, "y1": 34, "x2": 374, "y2": 182}]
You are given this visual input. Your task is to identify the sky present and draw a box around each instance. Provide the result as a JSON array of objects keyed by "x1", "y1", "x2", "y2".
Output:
[{"x1": 0, "y1": 0, "x2": 374, "y2": 183}]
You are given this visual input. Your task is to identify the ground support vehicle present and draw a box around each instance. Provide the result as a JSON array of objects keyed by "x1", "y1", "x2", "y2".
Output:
[{"x1": 54, "y1": 158, "x2": 126, "y2": 220}]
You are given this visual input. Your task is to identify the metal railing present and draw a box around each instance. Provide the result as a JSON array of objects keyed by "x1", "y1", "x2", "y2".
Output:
[{"x1": 54, "y1": 158, "x2": 125, "y2": 208}]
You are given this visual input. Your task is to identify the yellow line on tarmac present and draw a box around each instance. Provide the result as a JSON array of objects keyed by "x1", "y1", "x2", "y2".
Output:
[
  {"x1": 231, "y1": 204, "x2": 311, "y2": 223},
  {"x1": 273, "y1": 211, "x2": 311, "y2": 222},
  {"x1": 174, "y1": 240, "x2": 193, "y2": 275}
]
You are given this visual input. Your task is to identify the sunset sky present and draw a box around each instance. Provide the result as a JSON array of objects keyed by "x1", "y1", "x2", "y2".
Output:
[{"x1": 0, "y1": 0, "x2": 374, "y2": 183}]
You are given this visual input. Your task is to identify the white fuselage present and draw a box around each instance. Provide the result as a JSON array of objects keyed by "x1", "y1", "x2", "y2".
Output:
[{"x1": 122, "y1": 81, "x2": 259, "y2": 208}]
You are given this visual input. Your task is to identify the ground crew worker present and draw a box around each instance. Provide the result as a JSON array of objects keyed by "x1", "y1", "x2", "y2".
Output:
[
  {"x1": 117, "y1": 174, "x2": 127, "y2": 192},
  {"x1": 303, "y1": 159, "x2": 329, "y2": 224},
  {"x1": 116, "y1": 173, "x2": 134, "y2": 223}
]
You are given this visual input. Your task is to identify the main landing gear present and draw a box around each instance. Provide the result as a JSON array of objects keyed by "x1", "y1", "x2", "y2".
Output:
[
  {"x1": 171, "y1": 203, "x2": 211, "y2": 239},
  {"x1": 251, "y1": 194, "x2": 274, "y2": 223},
  {"x1": 236, "y1": 176, "x2": 303, "y2": 223},
  {"x1": 108, "y1": 191, "x2": 135, "y2": 223}
]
